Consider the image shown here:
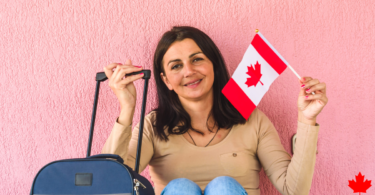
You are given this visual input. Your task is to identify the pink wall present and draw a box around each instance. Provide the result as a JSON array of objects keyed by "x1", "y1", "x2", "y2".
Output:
[{"x1": 1, "y1": 0, "x2": 374, "y2": 194}]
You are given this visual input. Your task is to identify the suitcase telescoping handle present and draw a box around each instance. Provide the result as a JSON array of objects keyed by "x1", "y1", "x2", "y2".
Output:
[{"x1": 86, "y1": 70, "x2": 151, "y2": 174}]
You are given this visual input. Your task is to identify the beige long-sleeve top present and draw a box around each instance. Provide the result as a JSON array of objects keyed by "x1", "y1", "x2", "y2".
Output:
[{"x1": 102, "y1": 108, "x2": 319, "y2": 195}]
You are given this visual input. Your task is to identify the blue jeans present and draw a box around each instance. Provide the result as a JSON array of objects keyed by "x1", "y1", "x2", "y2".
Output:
[{"x1": 161, "y1": 176, "x2": 248, "y2": 195}]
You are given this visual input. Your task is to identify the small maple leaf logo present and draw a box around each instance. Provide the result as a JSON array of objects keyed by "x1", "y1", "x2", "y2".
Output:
[
  {"x1": 245, "y1": 61, "x2": 263, "y2": 87},
  {"x1": 348, "y1": 172, "x2": 372, "y2": 194}
]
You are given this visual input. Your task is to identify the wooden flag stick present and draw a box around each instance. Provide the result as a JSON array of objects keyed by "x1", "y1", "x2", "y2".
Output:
[{"x1": 255, "y1": 29, "x2": 315, "y2": 95}]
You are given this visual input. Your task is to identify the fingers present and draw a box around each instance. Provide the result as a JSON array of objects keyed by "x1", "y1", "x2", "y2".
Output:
[
  {"x1": 114, "y1": 66, "x2": 143, "y2": 83},
  {"x1": 301, "y1": 76, "x2": 328, "y2": 105},
  {"x1": 301, "y1": 78, "x2": 319, "y2": 89},
  {"x1": 124, "y1": 59, "x2": 132, "y2": 66},
  {"x1": 118, "y1": 73, "x2": 144, "y2": 87},
  {"x1": 103, "y1": 63, "x2": 121, "y2": 79},
  {"x1": 299, "y1": 77, "x2": 312, "y2": 84},
  {"x1": 109, "y1": 65, "x2": 122, "y2": 89},
  {"x1": 299, "y1": 76, "x2": 327, "y2": 95},
  {"x1": 305, "y1": 82, "x2": 326, "y2": 94},
  {"x1": 104, "y1": 60, "x2": 144, "y2": 90},
  {"x1": 103, "y1": 59, "x2": 137, "y2": 79},
  {"x1": 305, "y1": 92, "x2": 328, "y2": 105},
  {"x1": 300, "y1": 77, "x2": 326, "y2": 93},
  {"x1": 113, "y1": 68, "x2": 143, "y2": 90}
]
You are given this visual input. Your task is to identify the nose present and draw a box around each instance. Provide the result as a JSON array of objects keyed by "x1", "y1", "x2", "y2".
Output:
[{"x1": 183, "y1": 61, "x2": 196, "y2": 78}]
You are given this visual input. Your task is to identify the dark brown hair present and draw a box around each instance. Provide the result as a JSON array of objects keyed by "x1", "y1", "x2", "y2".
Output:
[{"x1": 152, "y1": 26, "x2": 246, "y2": 141}]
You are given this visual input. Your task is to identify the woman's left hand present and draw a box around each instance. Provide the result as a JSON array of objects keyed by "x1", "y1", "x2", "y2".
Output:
[{"x1": 297, "y1": 77, "x2": 328, "y2": 125}]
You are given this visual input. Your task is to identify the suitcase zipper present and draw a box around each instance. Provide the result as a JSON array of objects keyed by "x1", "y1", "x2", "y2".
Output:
[{"x1": 134, "y1": 178, "x2": 147, "y2": 195}]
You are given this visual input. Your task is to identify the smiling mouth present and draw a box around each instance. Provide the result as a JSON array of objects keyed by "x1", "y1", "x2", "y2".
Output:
[{"x1": 184, "y1": 79, "x2": 202, "y2": 86}]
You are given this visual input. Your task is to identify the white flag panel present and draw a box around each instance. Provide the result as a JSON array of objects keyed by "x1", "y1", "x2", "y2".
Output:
[{"x1": 232, "y1": 45, "x2": 280, "y2": 105}]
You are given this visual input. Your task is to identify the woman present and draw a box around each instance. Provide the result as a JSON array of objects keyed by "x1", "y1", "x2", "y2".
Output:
[{"x1": 102, "y1": 26, "x2": 328, "y2": 195}]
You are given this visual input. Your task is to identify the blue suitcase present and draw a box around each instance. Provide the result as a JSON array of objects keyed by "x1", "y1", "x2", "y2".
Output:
[{"x1": 30, "y1": 71, "x2": 155, "y2": 195}]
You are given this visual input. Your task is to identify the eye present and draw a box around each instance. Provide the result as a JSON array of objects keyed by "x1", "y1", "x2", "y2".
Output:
[
  {"x1": 171, "y1": 64, "x2": 182, "y2": 70},
  {"x1": 193, "y1": 58, "x2": 203, "y2": 62}
]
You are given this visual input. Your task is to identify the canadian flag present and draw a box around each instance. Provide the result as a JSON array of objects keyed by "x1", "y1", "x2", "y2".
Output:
[{"x1": 222, "y1": 32, "x2": 288, "y2": 119}]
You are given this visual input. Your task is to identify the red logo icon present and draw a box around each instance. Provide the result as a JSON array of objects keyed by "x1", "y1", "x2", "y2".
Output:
[
  {"x1": 348, "y1": 172, "x2": 372, "y2": 194},
  {"x1": 245, "y1": 61, "x2": 263, "y2": 87}
]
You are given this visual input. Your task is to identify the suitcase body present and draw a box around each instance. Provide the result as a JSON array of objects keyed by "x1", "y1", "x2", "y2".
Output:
[{"x1": 30, "y1": 71, "x2": 155, "y2": 195}]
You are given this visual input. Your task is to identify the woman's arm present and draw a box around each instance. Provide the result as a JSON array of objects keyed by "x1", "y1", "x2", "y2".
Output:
[
  {"x1": 256, "y1": 109, "x2": 319, "y2": 195},
  {"x1": 102, "y1": 112, "x2": 155, "y2": 173},
  {"x1": 101, "y1": 117, "x2": 133, "y2": 165},
  {"x1": 257, "y1": 76, "x2": 327, "y2": 194},
  {"x1": 125, "y1": 113, "x2": 155, "y2": 172},
  {"x1": 101, "y1": 59, "x2": 153, "y2": 171}
]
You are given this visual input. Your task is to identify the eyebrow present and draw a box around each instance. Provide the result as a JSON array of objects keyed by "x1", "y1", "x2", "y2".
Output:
[{"x1": 167, "y1": 52, "x2": 203, "y2": 66}]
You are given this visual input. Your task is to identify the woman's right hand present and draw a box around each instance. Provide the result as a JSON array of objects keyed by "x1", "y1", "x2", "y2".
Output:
[{"x1": 103, "y1": 59, "x2": 144, "y2": 110}]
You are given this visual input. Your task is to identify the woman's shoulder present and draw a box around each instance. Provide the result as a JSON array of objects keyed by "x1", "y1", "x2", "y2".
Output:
[
  {"x1": 145, "y1": 110, "x2": 157, "y2": 121},
  {"x1": 141, "y1": 110, "x2": 174, "y2": 141},
  {"x1": 133, "y1": 110, "x2": 157, "y2": 132},
  {"x1": 238, "y1": 108, "x2": 273, "y2": 130},
  {"x1": 142, "y1": 110, "x2": 167, "y2": 133},
  {"x1": 145, "y1": 110, "x2": 174, "y2": 131},
  {"x1": 246, "y1": 108, "x2": 267, "y2": 123},
  {"x1": 138, "y1": 110, "x2": 157, "y2": 131}
]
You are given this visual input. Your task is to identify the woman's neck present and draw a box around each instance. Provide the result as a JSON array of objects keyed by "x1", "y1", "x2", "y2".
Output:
[{"x1": 179, "y1": 90, "x2": 215, "y2": 134}]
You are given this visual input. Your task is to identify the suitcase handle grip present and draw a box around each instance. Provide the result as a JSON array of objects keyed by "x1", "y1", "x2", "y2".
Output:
[
  {"x1": 86, "y1": 154, "x2": 124, "y2": 164},
  {"x1": 96, "y1": 70, "x2": 151, "y2": 82}
]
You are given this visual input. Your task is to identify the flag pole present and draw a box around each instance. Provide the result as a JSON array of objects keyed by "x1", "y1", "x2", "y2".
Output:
[{"x1": 255, "y1": 29, "x2": 315, "y2": 95}]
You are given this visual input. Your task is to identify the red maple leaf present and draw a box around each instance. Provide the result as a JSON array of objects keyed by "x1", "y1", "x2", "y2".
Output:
[
  {"x1": 245, "y1": 61, "x2": 263, "y2": 87},
  {"x1": 348, "y1": 172, "x2": 372, "y2": 194}
]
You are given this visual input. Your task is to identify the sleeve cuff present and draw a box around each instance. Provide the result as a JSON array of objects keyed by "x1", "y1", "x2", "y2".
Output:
[
  {"x1": 297, "y1": 120, "x2": 320, "y2": 132},
  {"x1": 295, "y1": 120, "x2": 320, "y2": 154}
]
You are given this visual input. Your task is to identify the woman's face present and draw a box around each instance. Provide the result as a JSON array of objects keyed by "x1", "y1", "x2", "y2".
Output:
[{"x1": 161, "y1": 38, "x2": 215, "y2": 101}]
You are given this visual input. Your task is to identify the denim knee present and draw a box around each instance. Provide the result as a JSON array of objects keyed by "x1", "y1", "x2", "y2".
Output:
[
  {"x1": 204, "y1": 176, "x2": 247, "y2": 195},
  {"x1": 161, "y1": 178, "x2": 202, "y2": 195}
]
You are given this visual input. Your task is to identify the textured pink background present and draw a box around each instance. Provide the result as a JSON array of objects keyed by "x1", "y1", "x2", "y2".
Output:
[{"x1": 1, "y1": 0, "x2": 374, "y2": 194}]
